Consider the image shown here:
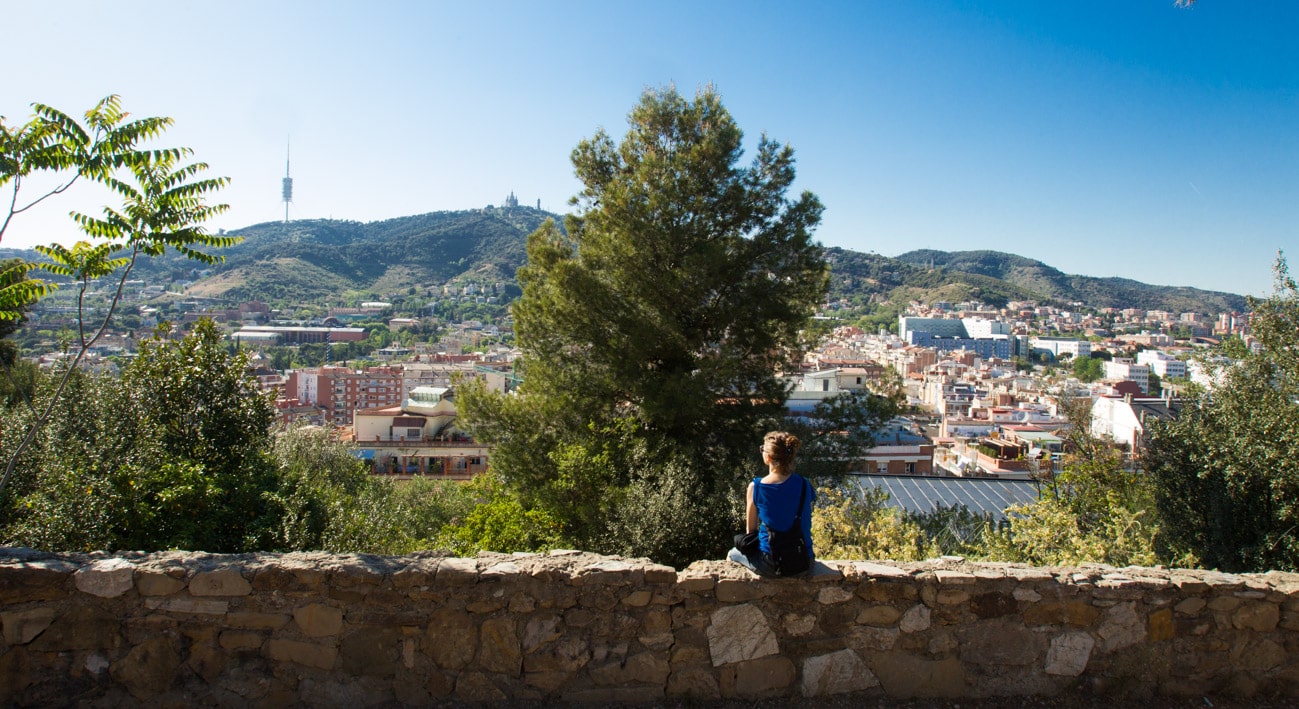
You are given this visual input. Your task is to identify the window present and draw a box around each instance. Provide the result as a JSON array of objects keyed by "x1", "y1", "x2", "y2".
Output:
[
  {"x1": 406, "y1": 428, "x2": 421, "y2": 439},
  {"x1": 822, "y1": 379, "x2": 830, "y2": 391},
  {"x1": 905, "y1": 462, "x2": 915, "y2": 474}
]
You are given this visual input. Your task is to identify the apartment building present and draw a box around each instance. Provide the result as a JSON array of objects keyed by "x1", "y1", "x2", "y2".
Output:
[
  {"x1": 1135, "y1": 350, "x2": 1188, "y2": 380},
  {"x1": 1029, "y1": 337, "x2": 1092, "y2": 360},
  {"x1": 288, "y1": 365, "x2": 404, "y2": 425}
]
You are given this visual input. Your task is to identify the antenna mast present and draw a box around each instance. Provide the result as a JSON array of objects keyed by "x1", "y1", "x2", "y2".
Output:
[{"x1": 282, "y1": 138, "x2": 294, "y2": 223}]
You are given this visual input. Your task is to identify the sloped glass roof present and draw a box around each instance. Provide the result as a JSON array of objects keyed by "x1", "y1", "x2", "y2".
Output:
[{"x1": 849, "y1": 474, "x2": 1041, "y2": 522}]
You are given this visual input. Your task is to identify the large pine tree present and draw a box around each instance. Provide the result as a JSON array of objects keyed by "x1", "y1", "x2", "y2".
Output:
[{"x1": 460, "y1": 87, "x2": 827, "y2": 566}]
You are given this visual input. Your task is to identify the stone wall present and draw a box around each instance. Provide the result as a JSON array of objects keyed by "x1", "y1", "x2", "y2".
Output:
[{"x1": 2, "y1": 548, "x2": 1297, "y2": 704}]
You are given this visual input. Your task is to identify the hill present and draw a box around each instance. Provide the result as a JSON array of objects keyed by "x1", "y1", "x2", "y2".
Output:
[
  {"x1": 0, "y1": 213, "x2": 1249, "y2": 315},
  {"x1": 895, "y1": 249, "x2": 1248, "y2": 313},
  {"x1": 179, "y1": 206, "x2": 555, "y2": 302}
]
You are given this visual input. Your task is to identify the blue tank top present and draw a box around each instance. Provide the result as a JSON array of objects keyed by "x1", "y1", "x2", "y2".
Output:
[{"x1": 752, "y1": 474, "x2": 815, "y2": 559}]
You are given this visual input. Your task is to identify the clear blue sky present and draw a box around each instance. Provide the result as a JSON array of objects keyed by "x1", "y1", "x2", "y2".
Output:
[{"x1": 3, "y1": 1, "x2": 1295, "y2": 298}]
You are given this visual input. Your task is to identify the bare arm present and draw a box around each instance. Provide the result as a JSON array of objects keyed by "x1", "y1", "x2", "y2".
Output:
[{"x1": 746, "y1": 482, "x2": 759, "y2": 533}]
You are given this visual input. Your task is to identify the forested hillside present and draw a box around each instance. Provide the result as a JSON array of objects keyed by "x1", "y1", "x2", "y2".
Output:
[
  {"x1": 896, "y1": 249, "x2": 1248, "y2": 313},
  {"x1": 0, "y1": 213, "x2": 1249, "y2": 314}
]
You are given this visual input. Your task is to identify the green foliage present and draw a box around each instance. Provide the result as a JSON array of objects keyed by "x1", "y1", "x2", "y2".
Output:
[
  {"x1": 812, "y1": 485, "x2": 936, "y2": 562},
  {"x1": 1072, "y1": 354, "x2": 1104, "y2": 382},
  {"x1": 461, "y1": 87, "x2": 828, "y2": 566},
  {"x1": 433, "y1": 473, "x2": 562, "y2": 556},
  {"x1": 0, "y1": 96, "x2": 233, "y2": 503},
  {"x1": 1145, "y1": 256, "x2": 1299, "y2": 572},
  {"x1": 982, "y1": 463, "x2": 1164, "y2": 568},
  {"x1": 786, "y1": 385, "x2": 903, "y2": 479},
  {"x1": 1, "y1": 320, "x2": 280, "y2": 552}
]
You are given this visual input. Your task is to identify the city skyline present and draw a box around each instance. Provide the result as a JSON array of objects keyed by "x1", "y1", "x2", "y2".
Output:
[{"x1": 3, "y1": 1, "x2": 1296, "y2": 298}]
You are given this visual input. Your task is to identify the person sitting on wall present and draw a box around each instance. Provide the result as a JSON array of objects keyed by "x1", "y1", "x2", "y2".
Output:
[{"x1": 728, "y1": 431, "x2": 815, "y2": 577}]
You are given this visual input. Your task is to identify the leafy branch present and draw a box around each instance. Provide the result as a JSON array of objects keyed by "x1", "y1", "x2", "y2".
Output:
[{"x1": 0, "y1": 97, "x2": 233, "y2": 501}]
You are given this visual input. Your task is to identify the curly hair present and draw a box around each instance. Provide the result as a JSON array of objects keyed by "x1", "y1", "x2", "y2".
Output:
[{"x1": 762, "y1": 431, "x2": 801, "y2": 472}]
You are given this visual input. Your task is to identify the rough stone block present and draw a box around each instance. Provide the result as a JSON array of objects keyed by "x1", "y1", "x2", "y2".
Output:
[
  {"x1": 185, "y1": 642, "x2": 226, "y2": 683},
  {"x1": 340, "y1": 625, "x2": 402, "y2": 676},
  {"x1": 644, "y1": 564, "x2": 677, "y2": 584},
  {"x1": 1044, "y1": 631, "x2": 1095, "y2": 676},
  {"x1": 667, "y1": 667, "x2": 721, "y2": 698},
  {"x1": 621, "y1": 589, "x2": 652, "y2": 607},
  {"x1": 189, "y1": 569, "x2": 251, "y2": 597},
  {"x1": 856, "y1": 579, "x2": 917, "y2": 602},
  {"x1": 960, "y1": 623, "x2": 1044, "y2": 666},
  {"x1": 590, "y1": 650, "x2": 669, "y2": 686},
  {"x1": 1231, "y1": 637, "x2": 1286, "y2": 671},
  {"x1": 1, "y1": 607, "x2": 55, "y2": 645},
  {"x1": 817, "y1": 586, "x2": 853, "y2": 604},
  {"x1": 868, "y1": 653, "x2": 965, "y2": 698},
  {"x1": 934, "y1": 570, "x2": 976, "y2": 585},
  {"x1": 1013, "y1": 587, "x2": 1042, "y2": 602},
  {"x1": 708, "y1": 604, "x2": 778, "y2": 666},
  {"x1": 1232, "y1": 601, "x2": 1280, "y2": 632},
  {"x1": 801, "y1": 649, "x2": 878, "y2": 697},
  {"x1": 573, "y1": 560, "x2": 635, "y2": 586},
  {"x1": 294, "y1": 603, "x2": 343, "y2": 637},
  {"x1": 226, "y1": 611, "x2": 290, "y2": 630},
  {"x1": 848, "y1": 625, "x2": 900, "y2": 652},
  {"x1": 426, "y1": 607, "x2": 478, "y2": 669},
  {"x1": 1023, "y1": 600, "x2": 1101, "y2": 628},
  {"x1": 731, "y1": 656, "x2": 796, "y2": 698},
  {"x1": 478, "y1": 616, "x2": 521, "y2": 675},
  {"x1": 144, "y1": 597, "x2": 229, "y2": 616},
  {"x1": 853, "y1": 562, "x2": 910, "y2": 580},
  {"x1": 970, "y1": 592, "x2": 1016, "y2": 618},
  {"x1": 899, "y1": 603, "x2": 931, "y2": 633},
  {"x1": 678, "y1": 572, "x2": 715, "y2": 593},
  {"x1": 0, "y1": 558, "x2": 77, "y2": 604},
  {"x1": 716, "y1": 578, "x2": 775, "y2": 603},
  {"x1": 219, "y1": 631, "x2": 265, "y2": 651},
  {"x1": 135, "y1": 570, "x2": 185, "y2": 597},
  {"x1": 1148, "y1": 607, "x2": 1175, "y2": 641},
  {"x1": 74, "y1": 559, "x2": 135, "y2": 598},
  {"x1": 391, "y1": 563, "x2": 435, "y2": 589},
  {"x1": 783, "y1": 612, "x2": 817, "y2": 636},
  {"x1": 1208, "y1": 595, "x2": 1242, "y2": 612},
  {"x1": 110, "y1": 636, "x2": 180, "y2": 699},
  {"x1": 481, "y1": 561, "x2": 522, "y2": 580},
  {"x1": 524, "y1": 636, "x2": 590, "y2": 673},
  {"x1": 29, "y1": 603, "x2": 119, "y2": 652},
  {"x1": 1174, "y1": 597, "x2": 1206, "y2": 616},
  {"x1": 857, "y1": 605, "x2": 901, "y2": 626},
  {"x1": 264, "y1": 639, "x2": 337, "y2": 670},
  {"x1": 435, "y1": 557, "x2": 479, "y2": 585},
  {"x1": 936, "y1": 589, "x2": 970, "y2": 605},
  {"x1": 1097, "y1": 602, "x2": 1146, "y2": 652}
]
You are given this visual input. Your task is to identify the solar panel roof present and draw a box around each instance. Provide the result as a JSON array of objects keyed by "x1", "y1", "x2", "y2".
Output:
[{"x1": 848, "y1": 474, "x2": 1041, "y2": 521}]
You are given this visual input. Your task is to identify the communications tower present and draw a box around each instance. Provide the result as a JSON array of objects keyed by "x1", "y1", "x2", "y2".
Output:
[{"x1": 282, "y1": 139, "x2": 293, "y2": 223}]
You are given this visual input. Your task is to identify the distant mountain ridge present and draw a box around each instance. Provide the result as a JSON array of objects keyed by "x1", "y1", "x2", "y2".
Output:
[
  {"x1": 0, "y1": 210, "x2": 1248, "y2": 314},
  {"x1": 893, "y1": 249, "x2": 1248, "y2": 313}
]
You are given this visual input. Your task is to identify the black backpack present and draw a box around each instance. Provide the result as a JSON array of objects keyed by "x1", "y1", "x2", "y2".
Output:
[{"x1": 762, "y1": 477, "x2": 811, "y2": 576}]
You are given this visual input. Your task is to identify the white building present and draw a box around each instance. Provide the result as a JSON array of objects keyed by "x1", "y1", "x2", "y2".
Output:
[
  {"x1": 1135, "y1": 350, "x2": 1187, "y2": 379},
  {"x1": 1029, "y1": 337, "x2": 1092, "y2": 360},
  {"x1": 1090, "y1": 395, "x2": 1181, "y2": 453},
  {"x1": 1103, "y1": 358, "x2": 1151, "y2": 394}
]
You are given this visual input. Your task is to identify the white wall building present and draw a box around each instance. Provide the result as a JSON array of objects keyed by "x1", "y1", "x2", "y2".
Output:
[
  {"x1": 1135, "y1": 350, "x2": 1187, "y2": 379},
  {"x1": 1029, "y1": 337, "x2": 1092, "y2": 360},
  {"x1": 1103, "y1": 358, "x2": 1151, "y2": 394}
]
